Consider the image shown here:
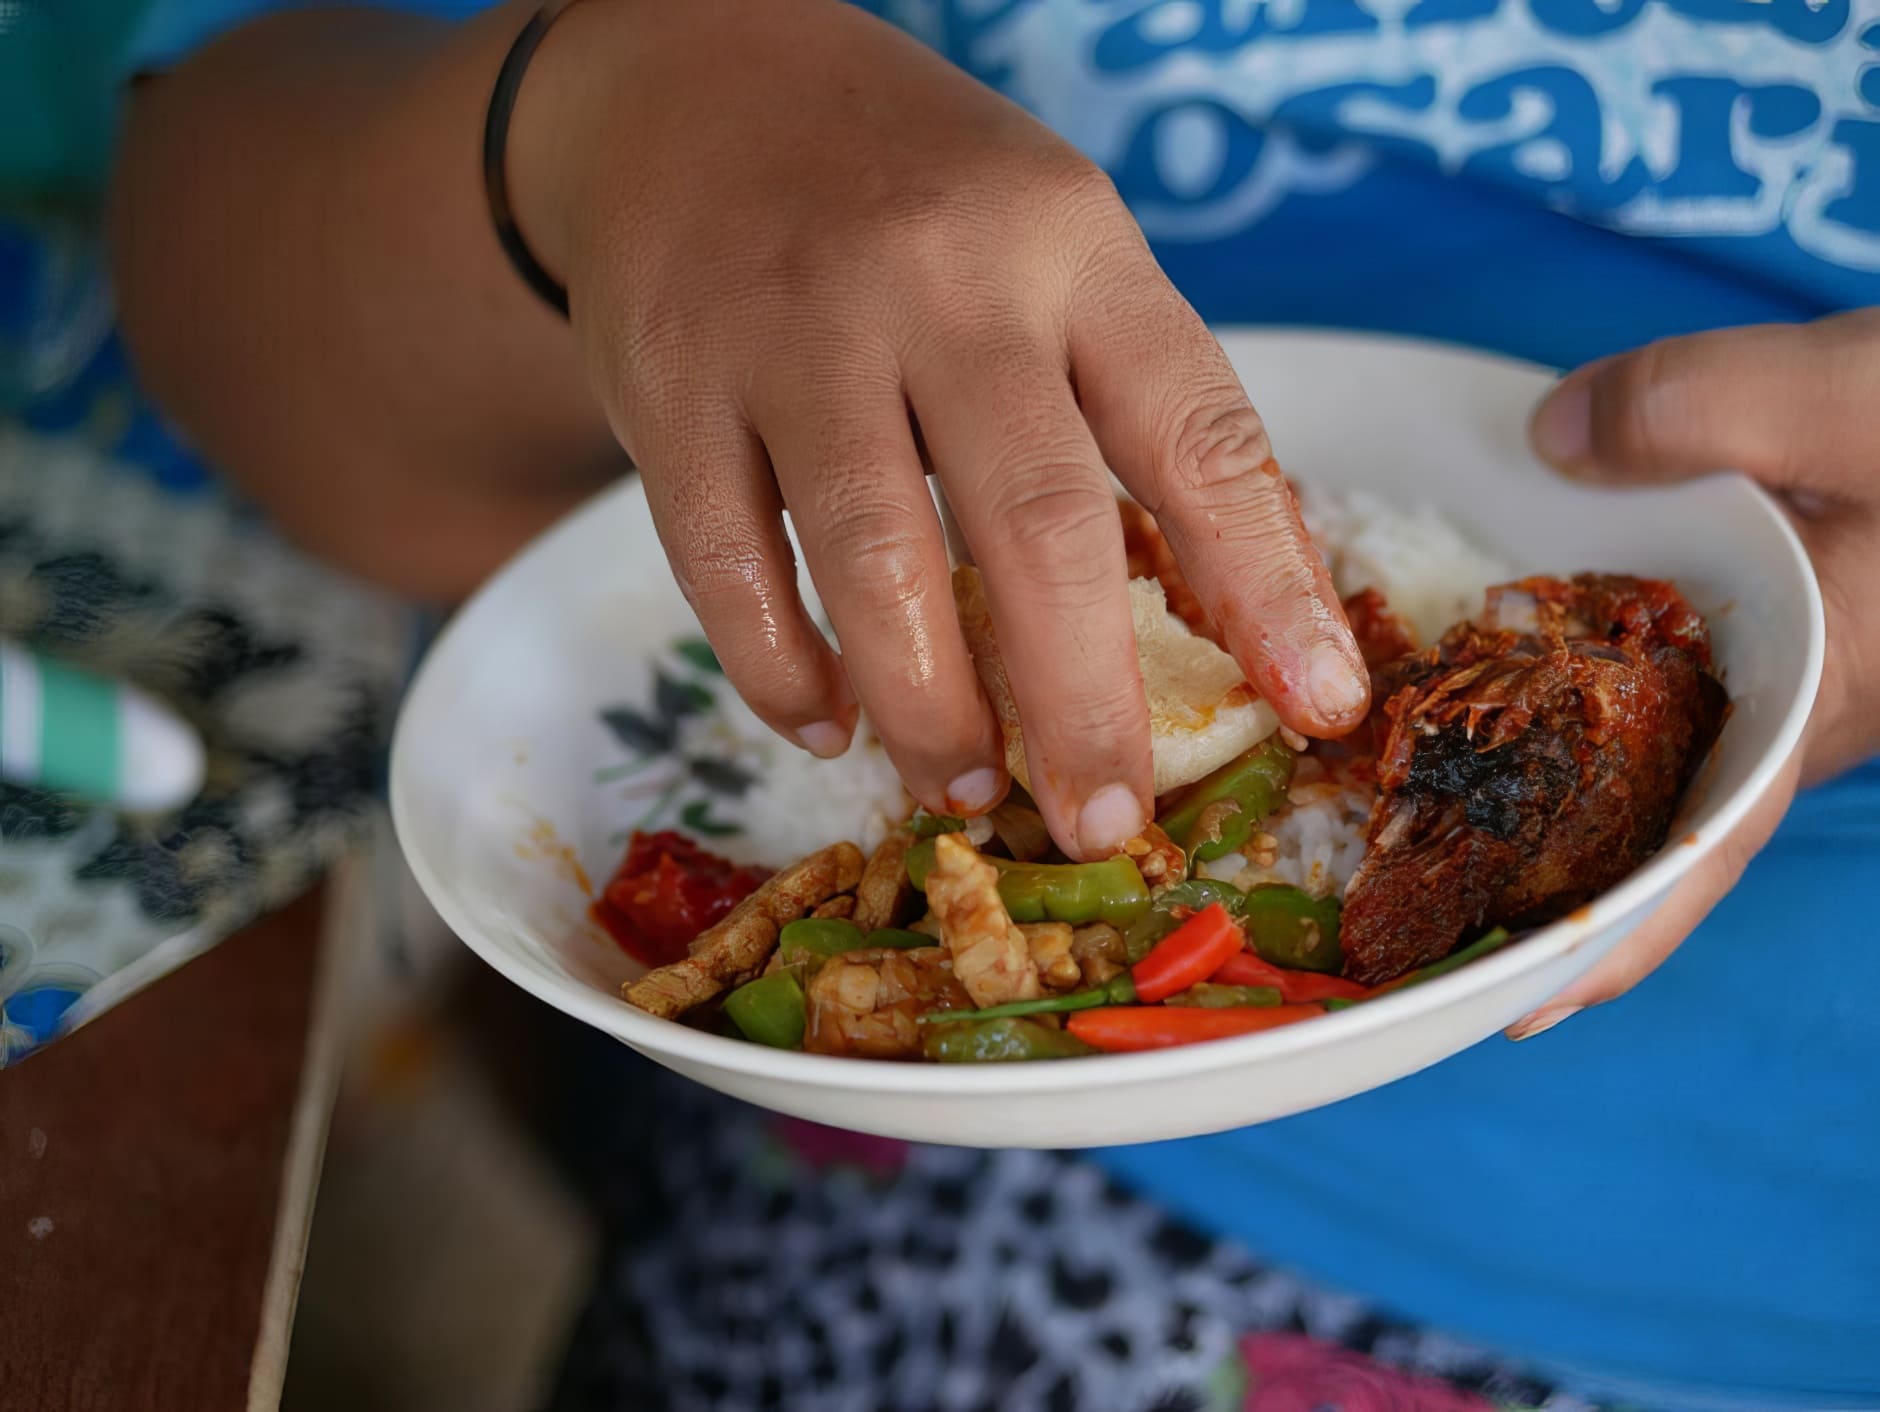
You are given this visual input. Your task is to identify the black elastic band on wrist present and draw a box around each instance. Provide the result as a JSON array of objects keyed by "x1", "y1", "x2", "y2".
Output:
[{"x1": 483, "y1": 3, "x2": 572, "y2": 318}]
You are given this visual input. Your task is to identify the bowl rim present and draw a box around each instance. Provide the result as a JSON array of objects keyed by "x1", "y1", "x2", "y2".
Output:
[{"x1": 390, "y1": 327, "x2": 1826, "y2": 1097}]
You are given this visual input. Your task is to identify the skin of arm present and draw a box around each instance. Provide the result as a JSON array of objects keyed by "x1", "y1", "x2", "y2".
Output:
[{"x1": 112, "y1": 1, "x2": 617, "y2": 601}]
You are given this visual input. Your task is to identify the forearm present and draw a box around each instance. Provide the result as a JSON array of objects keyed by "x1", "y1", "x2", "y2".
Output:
[{"x1": 111, "y1": 2, "x2": 619, "y2": 599}]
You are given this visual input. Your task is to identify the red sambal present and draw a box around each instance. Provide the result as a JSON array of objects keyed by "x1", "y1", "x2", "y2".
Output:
[{"x1": 592, "y1": 830, "x2": 771, "y2": 969}]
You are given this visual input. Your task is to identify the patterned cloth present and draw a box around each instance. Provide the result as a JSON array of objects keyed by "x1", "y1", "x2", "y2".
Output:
[
  {"x1": 0, "y1": 333, "x2": 412, "y2": 1064},
  {"x1": 548, "y1": 1062, "x2": 1617, "y2": 1412}
]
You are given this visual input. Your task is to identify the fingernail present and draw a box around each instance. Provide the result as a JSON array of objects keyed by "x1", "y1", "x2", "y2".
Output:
[
  {"x1": 796, "y1": 721, "x2": 850, "y2": 759},
  {"x1": 945, "y1": 766, "x2": 1005, "y2": 816},
  {"x1": 1507, "y1": 1003, "x2": 1581, "y2": 1041},
  {"x1": 1076, "y1": 783, "x2": 1145, "y2": 857},
  {"x1": 1306, "y1": 643, "x2": 1367, "y2": 724},
  {"x1": 1530, "y1": 380, "x2": 1592, "y2": 469}
]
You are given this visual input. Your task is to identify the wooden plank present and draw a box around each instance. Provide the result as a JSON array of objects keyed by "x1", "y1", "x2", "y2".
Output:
[
  {"x1": 246, "y1": 859, "x2": 364, "y2": 1412},
  {"x1": 0, "y1": 886, "x2": 327, "y2": 1412}
]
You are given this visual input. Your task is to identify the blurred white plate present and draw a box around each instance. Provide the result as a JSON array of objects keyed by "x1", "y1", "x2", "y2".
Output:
[{"x1": 390, "y1": 329, "x2": 1822, "y2": 1149}]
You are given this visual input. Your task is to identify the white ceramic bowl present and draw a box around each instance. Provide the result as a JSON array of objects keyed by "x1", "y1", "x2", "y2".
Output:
[{"x1": 390, "y1": 329, "x2": 1822, "y2": 1149}]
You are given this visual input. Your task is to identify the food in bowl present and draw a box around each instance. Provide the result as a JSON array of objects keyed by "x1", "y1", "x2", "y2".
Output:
[{"x1": 603, "y1": 494, "x2": 1728, "y2": 1060}]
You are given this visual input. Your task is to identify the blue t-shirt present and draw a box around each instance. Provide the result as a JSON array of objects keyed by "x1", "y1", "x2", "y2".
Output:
[{"x1": 129, "y1": 2, "x2": 1880, "y2": 1404}]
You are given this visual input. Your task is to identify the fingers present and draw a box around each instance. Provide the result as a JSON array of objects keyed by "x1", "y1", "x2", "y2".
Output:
[
  {"x1": 1505, "y1": 748, "x2": 1802, "y2": 1040},
  {"x1": 1529, "y1": 311, "x2": 1880, "y2": 493},
  {"x1": 1530, "y1": 309, "x2": 1880, "y2": 790},
  {"x1": 754, "y1": 367, "x2": 1010, "y2": 817},
  {"x1": 1790, "y1": 507, "x2": 1880, "y2": 786},
  {"x1": 909, "y1": 335, "x2": 1153, "y2": 859},
  {"x1": 1069, "y1": 264, "x2": 1369, "y2": 737},
  {"x1": 632, "y1": 408, "x2": 858, "y2": 757}
]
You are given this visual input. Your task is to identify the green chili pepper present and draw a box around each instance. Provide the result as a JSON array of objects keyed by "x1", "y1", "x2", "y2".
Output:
[
  {"x1": 921, "y1": 971, "x2": 1139, "y2": 1024},
  {"x1": 997, "y1": 857, "x2": 1152, "y2": 925},
  {"x1": 910, "y1": 813, "x2": 966, "y2": 839},
  {"x1": 923, "y1": 1017, "x2": 1098, "y2": 1062},
  {"x1": 1156, "y1": 738, "x2": 1295, "y2": 862},
  {"x1": 1158, "y1": 879, "x2": 1250, "y2": 915},
  {"x1": 1390, "y1": 927, "x2": 1513, "y2": 990},
  {"x1": 1322, "y1": 997, "x2": 1359, "y2": 1012},
  {"x1": 1122, "y1": 879, "x2": 1248, "y2": 961},
  {"x1": 1243, "y1": 885, "x2": 1343, "y2": 973},
  {"x1": 864, "y1": 928, "x2": 935, "y2": 950},
  {"x1": 778, "y1": 919, "x2": 933, "y2": 966},
  {"x1": 723, "y1": 969, "x2": 806, "y2": 1049},
  {"x1": 1123, "y1": 911, "x2": 1178, "y2": 962},
  {"x1": 906, "y1": 842, "x2": 1151, "y2": 926},
  {"x1": 777, "y1": 917, "x2": 867, "y2": 963},
  {"x1": 1163, "y1": 983, "x2": 1284, "y2": 1008},
  {"x1": 1318, "y1": 927, "x2": 1515, "y2": 1010}
]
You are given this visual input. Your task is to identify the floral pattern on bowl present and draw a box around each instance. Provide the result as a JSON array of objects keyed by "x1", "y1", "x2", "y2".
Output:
[{"x1": 591, "y1": 635, "x2": 755, "y2": 844}]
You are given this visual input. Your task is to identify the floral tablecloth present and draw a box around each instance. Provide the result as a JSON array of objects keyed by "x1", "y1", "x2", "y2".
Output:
[{"x1": 0, "y1": 324, "x2": 412, "y2": 1064}]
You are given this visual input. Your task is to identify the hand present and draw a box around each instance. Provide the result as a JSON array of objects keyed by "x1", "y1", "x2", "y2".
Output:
[
  {"x1": 1509, "y1": 308, "x2": 1880, "y2": 1037},
  {"x1": 507, "y1": 0, "x2": 1367, "y2": 858}
]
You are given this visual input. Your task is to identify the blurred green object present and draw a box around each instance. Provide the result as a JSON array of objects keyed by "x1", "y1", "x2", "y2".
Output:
[
  {"x1": 0, "y1": 0, "x2": 153, "y2": 199},
  {"x1": 0, "y1": 0, "x2": 143, "y2": 407}
]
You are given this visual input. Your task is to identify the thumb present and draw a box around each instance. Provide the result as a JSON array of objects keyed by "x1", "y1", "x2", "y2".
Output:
[{"x1": 1528, "y1": 312, "x2": 1880, "y2": 494}]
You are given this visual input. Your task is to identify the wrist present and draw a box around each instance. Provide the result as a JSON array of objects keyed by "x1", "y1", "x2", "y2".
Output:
[{"x1": 502, "y1": 0, "x2": 629, "y2": 296}]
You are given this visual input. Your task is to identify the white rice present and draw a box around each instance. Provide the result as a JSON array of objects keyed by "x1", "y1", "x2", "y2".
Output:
[
  {"x1": 1298, "y1": 486, "x2": 1514, "y2": 646},
  {"x1": 1200, "y1": 755, "x2": 1376, "y2": 900},
  {"x1": 679, "y1": 687, "x2": 913, "y2": 869}
]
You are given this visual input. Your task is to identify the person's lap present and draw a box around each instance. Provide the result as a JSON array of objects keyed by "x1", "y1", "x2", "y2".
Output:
[{"x1": 542, "y1": 1051, "x2": 1604, "y2": 1412}]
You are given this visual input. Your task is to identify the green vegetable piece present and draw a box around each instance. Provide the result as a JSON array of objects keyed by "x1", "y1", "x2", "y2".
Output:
[
  {"x1": 910, "y1": 813, "x2": 967, "y2": 839},
  {"x1": 777, "y1": 917, "x2": 867, "y2": 963},
  {"x1": 1122, "y1": 879, "x2": 1247, "y2": 962},
  {"x1": 922, "y1": 972, "x2": 1138, "y2": 1024},
  {"x1": 995, "y1": 856, "x2": 1151, "y2": 926},
  {"x1": 723, "y1": 970, "x2": 807, "y2": 1049},
  {"x1": 906, "y1": 842, "x2": 1151, "y2": 927},
  {"x1": 1395, "y1": 927, "x2": 1513, "y2": 989},
  {"x1": 1156, "y1": 738, "x2": 1295, "y2": 862},
  {"x1": 863, "y1": 928, "x2": 934, "y2": 950},
  {"x1": 1164, "y1": 983, "x2": 1283, "y2": 1008},
  {"x1": 924, "y1": 1017, "x2": 1098, "y2": 1062},
  {"x1": 1123, "y1": 909, "x2": 1180, "y2": 963},
  {"x1": 1243, "y1": 884, "x2": 1343, "y2": 973},
  {"x1": 1322, "y1": 998, "x2": 1359, "y2": 1012},
  {"x1": 1157, "y1": 879, "x2": 1251, "y2": 915}
]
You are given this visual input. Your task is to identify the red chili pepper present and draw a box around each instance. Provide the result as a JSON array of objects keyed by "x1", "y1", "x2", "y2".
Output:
[
  {"x1": 1067, "y1": 1003, "x2": 1324, "y2": 1052},
  {"x1": 1129, "y1": 902, "x2": 1244, "y2": 1004},
  {"x1": 1210, "y1": 950, "x2": 1373, "y2": 1003}
]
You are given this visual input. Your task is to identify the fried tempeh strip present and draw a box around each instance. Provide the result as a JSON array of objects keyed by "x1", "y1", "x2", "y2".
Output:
[
  {"x1": 1070, "y1": 923, "x2": 1128, "y2": 987},
  {"x1": 1019, "y1": 921, "x2": 1081, "y2": 991},
  {"x1": 622, "y1": 842, "x2": 865, "y2": 1019},
  {"x1": 803, "y1": 946, "x2": 971, "y2": 1059},
  {"x1": 1120, "y1": 823, "x2": 1186, "y2": 887},
  {"x1": 852, "y1": 829, "x2": 917, "y2": 931},
  {"x1": 925, "y1": 832, "x2": 1040, "y2": 1007},
  {"x1": 812, "y1": 894, "x2": 857, "y2": 920}
]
